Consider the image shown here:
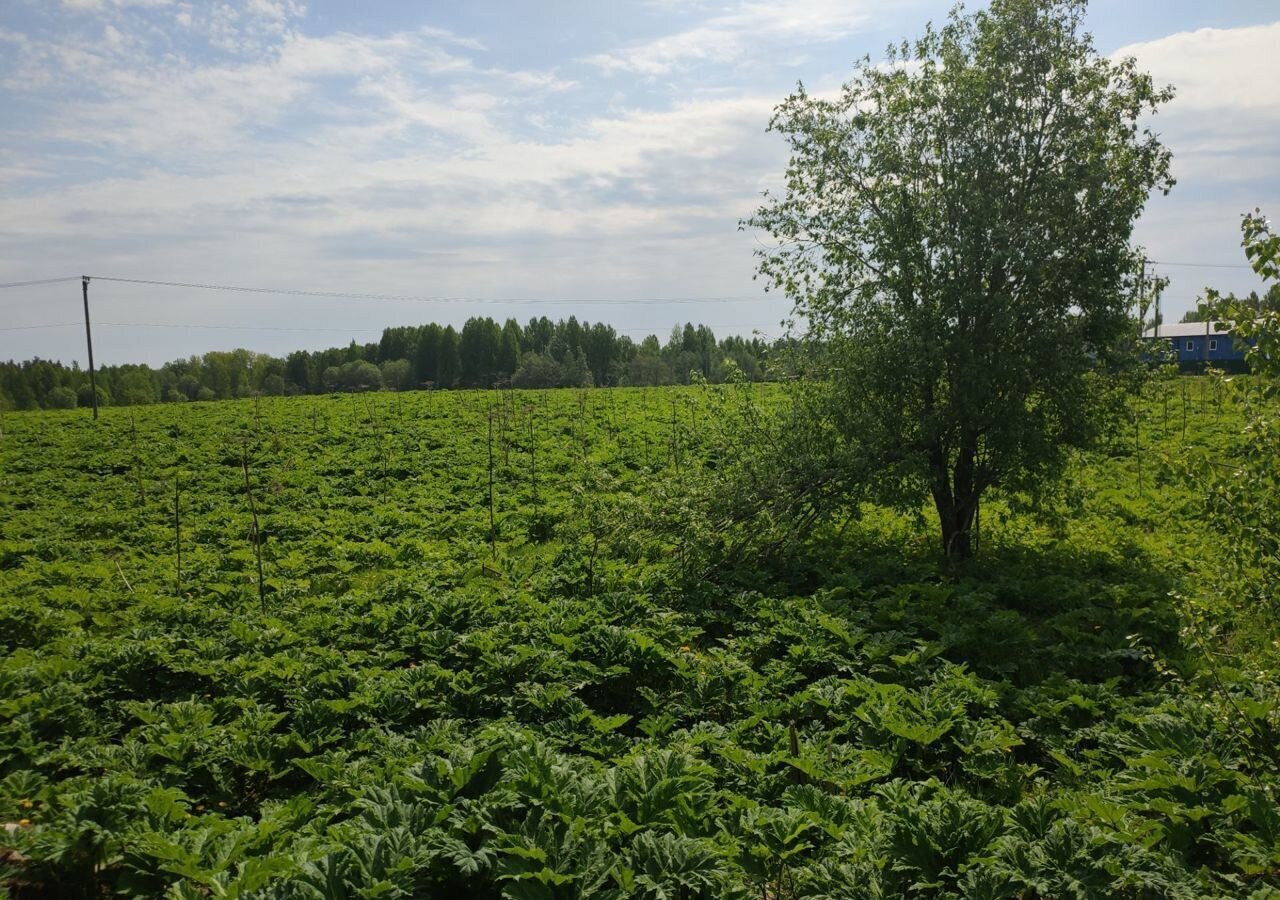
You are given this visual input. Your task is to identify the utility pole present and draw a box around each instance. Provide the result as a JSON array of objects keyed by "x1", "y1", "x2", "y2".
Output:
[
  {"x1": 1137, "y1": 256, "x2": 1148, "y2": 336},
  {"x1": 1141, "y1": 254, "x2": 1152, "y2": 343},
  {"x1": 1150, "y1": 260, "x2": 1160, "y2": 340},
  {"x1": 82, "y1": 276, "x2": 99, "y2": 420}
]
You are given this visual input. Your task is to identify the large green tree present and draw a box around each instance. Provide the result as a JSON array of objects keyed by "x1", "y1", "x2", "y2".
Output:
[{"x1": 748, "y1": 0, "x2": 1173, "y2": 559}]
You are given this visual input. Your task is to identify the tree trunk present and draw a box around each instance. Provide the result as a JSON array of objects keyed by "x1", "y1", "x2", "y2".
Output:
[
  {"x1": 935, "y1": 494, "x2": 976, "y2": 561},
  {"x1": 931, "y1": 436, "x2": 980, "y2": 562}
]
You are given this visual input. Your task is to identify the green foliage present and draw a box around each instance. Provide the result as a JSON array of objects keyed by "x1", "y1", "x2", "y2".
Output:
[
  {"x1": 747, "y1": 0, "x2": 1173, "y2": 559},
  {"x1": 1, "y1": 384, "x2": 1278, "y2": 897},
  {"x1": 512, "y1": 352, "x2": 592, "y2": 390},
  {"x1": 378, "y1": 359, "x2": 413, "y2": 393},
  {"x1": 1, "y1": 318, "x2": 774, "y2": 411},
  {"x1": 45, "y1": 385, "x2": 78, "y2": 409},
  {"x1": 1194, "y1": 211, "x2": 1280, "y2": 645},
  {"x1": 323, "y1": 360, "x2": 383, "y2": 393}
]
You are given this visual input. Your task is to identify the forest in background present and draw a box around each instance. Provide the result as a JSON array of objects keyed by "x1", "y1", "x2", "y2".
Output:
[{"x1": 0, "y1": 316, "x2": 776, "y2": 411}]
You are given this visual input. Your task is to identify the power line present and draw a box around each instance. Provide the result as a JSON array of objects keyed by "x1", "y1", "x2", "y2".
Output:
[
  {"x1": 95, "y1": 321, "x2": 387, "y2": 334},
  {"x1": 85, "y1": 275, "x2": 768, "y2": 306},
  {"x1": 0, "y1": 322, "x2": 82, "y2": 332},
  {"x1": 1149, "y1": 260, "x2": 1254, "y2": 270},
  {"x1": 0, "y1": 266, "x2": 1258, "y2": 299},
  {"x1": 0, "y1": 276, "x2": 81, "y2": 289}
]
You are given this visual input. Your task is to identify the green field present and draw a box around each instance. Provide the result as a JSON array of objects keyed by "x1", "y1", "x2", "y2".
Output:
[{"x1": 2, "y1": 382, "x2": 1278, "y2": 898}]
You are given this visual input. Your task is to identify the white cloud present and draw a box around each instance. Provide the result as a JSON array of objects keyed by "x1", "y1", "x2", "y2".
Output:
[
  {"x1": 1114, "y1": 23, "x2": 1280, "y2": 113},
  {"x1": 0, "y1": 0, "x2": 890, "y2": 362},
  {"x1": 587, "y1": 0, "x2": 889, "y2": 75},
  {"x1": 0, "y1": 3, "x2": 777, "y2": 263},
  {"x1": 1113, "y1": 23, "x2": 1280, "y2": 185},
  {"x1": 1114, "y1": 22, "x2": 1280, "y2": 317},
  {"x1": 60, "y1": 0, "x2": 177, "y2": 13}
]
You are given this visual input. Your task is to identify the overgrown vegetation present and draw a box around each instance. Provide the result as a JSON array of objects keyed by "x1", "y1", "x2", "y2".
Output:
[
  {"x1": 4, "y1": 2, "x2": 1279, "y2": 897},
  {"x1": 1193, "y1": 210, "x2": 1280, "y2": 656},
  {"x1": 1, "y1": 376, "x2": 1278, "y2": 897}
]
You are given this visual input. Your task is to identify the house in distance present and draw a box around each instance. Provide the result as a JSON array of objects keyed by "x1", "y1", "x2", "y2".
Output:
[{"x1": 1141, "y1": 321, "x2": 1250, "y2": 372}]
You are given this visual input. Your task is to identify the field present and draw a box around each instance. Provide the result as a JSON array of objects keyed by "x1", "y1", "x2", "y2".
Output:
[{"x1": 2, "y1": 382, "x2": 1279, "y2": 898}]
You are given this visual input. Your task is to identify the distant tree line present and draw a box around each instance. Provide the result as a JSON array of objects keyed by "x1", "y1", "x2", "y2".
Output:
[
  {"x1": 0, "y1": 316, "x2": 777, "y2": 411},
  {"x1": 1179, "y1": 285, "x2": 1280, "y2": 323}
]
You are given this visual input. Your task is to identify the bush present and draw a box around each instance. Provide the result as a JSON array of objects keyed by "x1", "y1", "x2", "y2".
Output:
[
  {"x1": 324, "y1": 360, "x2": 384, "y2": 393},
  {"x1": 45, "y1": 386, "x2": 77, "y2": 409},
  {"x1": 512, "y1": 351, "x2": 593, "y2": 389},
  {"x1": 380, "y1": 359, "x2": 413, "y2": 391},
  {"x1": 118, "y1": 371, "x2": 158, "y2": 406},
  {"x1": 76, "y1": 383, "x2": 110, "y2": 408}
]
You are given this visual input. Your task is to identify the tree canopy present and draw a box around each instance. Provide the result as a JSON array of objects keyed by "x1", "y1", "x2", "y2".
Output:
[
  {"x1": 748, "y1": 0, "x2": 1174, "y2": 559},
  {"x1": 0, "y1": 316, "x2": 775, "y2": 410}
]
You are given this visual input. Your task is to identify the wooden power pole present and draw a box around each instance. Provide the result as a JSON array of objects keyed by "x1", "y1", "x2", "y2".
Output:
[{"x1": 82, "y1": 276, "x2": 99, "y2": 419}]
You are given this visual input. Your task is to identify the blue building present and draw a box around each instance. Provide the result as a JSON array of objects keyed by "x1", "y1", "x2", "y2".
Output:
[{"x1": 1142, "y1": 322, "x2": 1250, "y2": 372}]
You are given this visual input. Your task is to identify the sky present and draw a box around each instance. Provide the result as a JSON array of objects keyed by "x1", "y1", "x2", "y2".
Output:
[{"x1": 1, "y1": 0, "x2": 1278, "y2": 367}]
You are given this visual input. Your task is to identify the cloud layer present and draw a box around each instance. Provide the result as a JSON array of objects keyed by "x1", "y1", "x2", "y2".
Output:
[
  {"x1": 1115, "y1": 22, "x2": 1280, "y2": 309},
  {"x1": 0, "y1": 2, "x2": 1277, "y2": 363}
]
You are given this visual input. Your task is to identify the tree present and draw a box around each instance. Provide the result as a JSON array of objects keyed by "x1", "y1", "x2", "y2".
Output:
[
  {"x1": 582, "y1": 322, "x2": 620, "y2": 386},
  {"x1": 380, "y1": 358, "x2": 412, "y2": 391},
  {"x1": 284, "y1": 351, "x2": 317, "y2": 394},
  {"x1": 46, "y1": 386, "x2": 78, "y2": 409},
  {"x1": 78, "y1": 383, "x2": 110, "y2": 408},
  {"x1": 497, "y1": 318, "x2": 522, "y2": 381},
  {"x1": 414, "y1": 324, "x2": 442, "y2": 387},
  {"x1": 510, "y1": 353, "x2": 561, "y2": 389},
  {"x1": 748, "y1": 0, "x2": 1173, "y2": 560},
  {"x1": 511, "y1": 346, "x2": 593, "y2": 389},
  {"x1": 118, "y1": 369, "x2": 158, "y2": 406},
  {"x1": 437, "y1": 326, "x2": 462, "y2": 388},
  {"x1": 460, "y1": 317, "x2": 502, "y2": 387},
  {"x1": 342, "y1": 360, "x2": 382, "y2": 392},
  {"x1": 201, "y1": 352, "x2": 235, "y2": 399},
  {"x1": 378, "y1": 326, "x2": 414, "y2": 364},
  {"x1": 1203, "y1": 284, "x2": 1280, "y2": 321},
  {"x1": 523, "y1": 316, "x2": 554, "y2": 355},
  {"x1": 626, "y1": 353, "x2": 672, "y2": 387}
]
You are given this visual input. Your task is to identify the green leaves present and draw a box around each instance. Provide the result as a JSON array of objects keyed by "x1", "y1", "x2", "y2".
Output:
[
  {"x1": 748, "y1": 0, "x2": 1174, "y2": 561},
  {"x1": 3, "y1": 384, "x2": 1280, "y2": 897}
]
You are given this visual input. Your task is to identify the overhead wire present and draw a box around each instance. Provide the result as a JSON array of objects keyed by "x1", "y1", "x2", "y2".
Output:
[
  {"x1": 94, "y1": 321, "x2": 387, "y2": 334},
  {"x1": 0, "y1": 264, "x2": 1258, "y2": 299},
  {"x1": 1149, "y1": 260, "x2": 1255, "y2": 270},
  {"x1": 83, "y1": 275, "x2": 767, "y2": 306},
  {"x1": 0, "y1": 276, "x2": 81, "y2": 289},
  {"x1": 1, "y1": 275, "x2": 778, "y2": 347},
  {"x1": 0, "y1": 322, "x2": 81, "y2": 332}
]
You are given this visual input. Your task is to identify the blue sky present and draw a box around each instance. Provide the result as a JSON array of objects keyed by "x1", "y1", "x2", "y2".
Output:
[{"x1": 1, "y1": 0, "x2": 1278, "y2": 365}]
